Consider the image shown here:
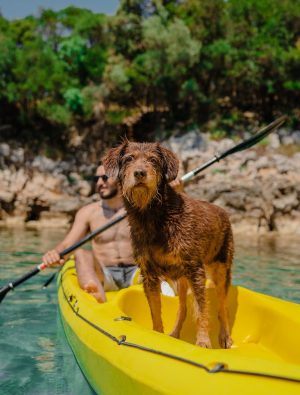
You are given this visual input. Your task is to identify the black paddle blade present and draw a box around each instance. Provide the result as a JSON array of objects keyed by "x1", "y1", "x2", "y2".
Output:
[
  {"x1": 219, "y1": 115, "x2": 287, "y2": 160},
  {"x1": 42, "y1": 273, "x2": 57, "y2": 288},
  {"x1": 0, "y1": 265, "x2": 42, "y2": 304},
  {"x1": 0, "y1": 285, "x2": 11, "y2": 303},
  {"x1": 185, "y1": 115, "x2": 287, "y2": 181}
]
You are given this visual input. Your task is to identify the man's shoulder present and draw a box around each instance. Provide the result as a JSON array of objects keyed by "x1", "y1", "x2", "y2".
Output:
[{"x1": 77, "y1": 201, "x2": 100, "y2": 217}]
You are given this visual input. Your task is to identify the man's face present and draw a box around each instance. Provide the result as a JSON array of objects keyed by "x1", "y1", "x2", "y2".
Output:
[{"x1": 95, "y1": 165, "x2": 119, "y2": 200}]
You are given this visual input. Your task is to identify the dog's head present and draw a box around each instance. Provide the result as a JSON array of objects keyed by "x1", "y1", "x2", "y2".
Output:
[{"x1": 103, "y1": 140, "x2": 179, "y2": 210}]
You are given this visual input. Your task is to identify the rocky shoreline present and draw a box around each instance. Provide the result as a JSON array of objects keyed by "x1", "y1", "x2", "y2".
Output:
[{"x1": 1, "y1": 130, "x2": 300, "y2": 235}]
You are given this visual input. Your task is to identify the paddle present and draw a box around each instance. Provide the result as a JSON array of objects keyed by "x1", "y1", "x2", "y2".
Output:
[
  {"x1": 181, "y1": 115, "x2": 287, "y2": 182},
  {"x1": 0, "y1": 115, "x2": 286, "y2": 303},
  {"x1": 0, "y1": 214, "x2": 126, "y2": 303}
]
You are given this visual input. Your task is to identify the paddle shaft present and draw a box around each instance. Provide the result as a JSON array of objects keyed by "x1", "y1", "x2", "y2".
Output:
[{"x1": 0, "y1": 115, "x2": 286, "y2": 302}]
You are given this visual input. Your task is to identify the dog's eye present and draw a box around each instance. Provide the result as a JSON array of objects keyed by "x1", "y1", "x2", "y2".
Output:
[
  {"x1": 148, "y1": 156, "x2": 158, "y2": 164},
  {"x1": 124, "y1": 155, "x2": 134, "y2": 163}
]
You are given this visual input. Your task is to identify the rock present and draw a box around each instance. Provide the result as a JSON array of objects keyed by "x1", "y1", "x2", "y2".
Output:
[
  {"x1": 28, "y1": 211, "x2": 71, "y2": 229},
  {"x1": 269, "y1": 133, "x2": 281, "y2": 149},
  {"x1": 0, "y1": 191, "x2": 15, "y2": 203},
  {"x1": 211, "y1": 138, "x2": 235, "y2": 155},
  {"x1": 163, "y1": 129, "x2": 208, "y2": 161},
  {"x1": 53, "y1": 161, "x2": 72, "y2": 174},
  {"x1": 1, "y1": 137, "x2": 300, "y2": 234},
  {"x1": 291, "y1": 130, "x2": 300, "y2": 145},
  {"x1": 0, "y1": 143, "x2": 10, "y2": 157},
  {"x1": 50, "y1": 197, "x2": 81, "y2": 213},
  {"x1": 43, "y1": 174, "x2": 65, "y2": 193},
  {"x1": 239, "y1": 150, "x2": 258, "y2": 166},
  {"x1": 32, "y1": 156, "x2": 57, "y2": 172},
  {"x1": 11, "y1": 169, "x2": 28, "y2": 192},
  {"x1": 68, "y1": 172, "x2": 83, "y2": 187},
  {"x1": 78, "y1": 164, "x2": 97, "y2": 175},
  {"x1": 1, "y1": 168, "x2": 12, "y2": 182},
  {"x1": 273, "y1": 193, "x2": 298, "y2": 212},
  {"x1": 254, "y1": 156, "x2": 271, "y2": 170},
  {"x1": 273, "y1": 154, "x2": 296, "y2": 173},
  {"x1": 281, "y1": 136, "x2": 295, "y2": 145},
  {"x1": 11, "y1": 148, "x2": 24, "y2": 164},
  {"x1": 4, "y1": 216, "x2": 26, "y2": 227},
  {"x1": 222, "y1": 191, "x2": 246, "y2": 210},
  {"x1": 77, "y1": 180, "x2": 92, "y2": 197},
  {"x1": 277, "y1": 127, "x2": 295, "y2": 145}
]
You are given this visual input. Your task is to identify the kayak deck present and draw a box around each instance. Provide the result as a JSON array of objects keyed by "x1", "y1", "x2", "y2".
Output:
[{"x1": 58, "y1": 261, "x2": 300, "y2": 395}]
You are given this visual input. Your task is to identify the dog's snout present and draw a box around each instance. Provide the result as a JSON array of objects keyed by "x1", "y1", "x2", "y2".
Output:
[{"x1": 134, "y1": 169, "x2": 146, "y2": 179}]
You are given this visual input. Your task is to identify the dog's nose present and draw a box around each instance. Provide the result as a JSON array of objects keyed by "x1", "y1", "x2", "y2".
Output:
[{"x1": 134, "y1": 169, "x2": 146, "y2": 179}]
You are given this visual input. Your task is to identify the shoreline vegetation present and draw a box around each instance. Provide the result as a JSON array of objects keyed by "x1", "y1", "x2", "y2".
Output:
[{"x1": 0, "y1": 1, "x2": 299, "y2": 235}]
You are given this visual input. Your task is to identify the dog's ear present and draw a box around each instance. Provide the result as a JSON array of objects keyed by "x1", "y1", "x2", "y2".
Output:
[
  {"x1": 157, "y1": 145, "x2": 179, "y2": 182},
  {"x1": 102, "y1": 141, "x2": 128, "y2": 178}
]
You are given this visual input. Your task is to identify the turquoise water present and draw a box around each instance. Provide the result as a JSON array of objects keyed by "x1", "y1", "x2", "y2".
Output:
[
  {"x1": 0, "y1": 228, "x2": 299, "y2": 394},
  {"x1": 234, "y1": 235, "x2": 300, "y2": 303},
  {"x1": 0, "y1": 228, "x2": 95, "y2": 395}
]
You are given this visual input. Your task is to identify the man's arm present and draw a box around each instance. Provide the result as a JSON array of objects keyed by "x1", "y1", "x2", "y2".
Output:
[{"x1": 42, "y1": 206, "x2": 91, "y2": 266}]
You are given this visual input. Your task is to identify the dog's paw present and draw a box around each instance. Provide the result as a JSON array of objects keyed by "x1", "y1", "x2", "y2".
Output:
[
  {"x1": 169, "y1": 330, "x2": 180, "y2": 339},
  {"x1": 196, "y1": 338, "x2": 212, "y2": 348},
  {"x1": 219, "y1": 333, "x2": 233, "y2": 349},
  {"x1": 153, "y1": 325, "x2": 164, "y2": 333}
]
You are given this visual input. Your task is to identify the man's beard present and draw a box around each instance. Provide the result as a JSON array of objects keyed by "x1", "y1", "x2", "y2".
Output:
[{"x1": 99, "y1": 186, "x2": 119, "y2": 200}]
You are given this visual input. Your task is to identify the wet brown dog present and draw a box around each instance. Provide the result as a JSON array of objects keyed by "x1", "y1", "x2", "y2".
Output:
[{"x1": 103, "y1": 141, "x2": 233, "y2": 348}]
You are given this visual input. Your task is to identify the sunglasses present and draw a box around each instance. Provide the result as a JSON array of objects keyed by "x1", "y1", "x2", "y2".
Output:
[{"x1": 93, "y1": 175, "x2": 109, "y2": 183}]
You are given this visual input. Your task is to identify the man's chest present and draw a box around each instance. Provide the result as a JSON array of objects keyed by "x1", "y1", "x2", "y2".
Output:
[{"x1": 89, "y1": 211, "x2": 130, "y2": 244}]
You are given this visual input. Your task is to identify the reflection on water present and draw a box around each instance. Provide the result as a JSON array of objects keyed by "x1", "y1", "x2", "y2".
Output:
[{"x1": 0, "y1": 228, "x2": 299, "y2": 394}]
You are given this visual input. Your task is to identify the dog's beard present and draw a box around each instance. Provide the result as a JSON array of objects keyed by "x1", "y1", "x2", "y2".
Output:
[
  {"x1": 124, "y1": 185, "x2": 156, "y2": 210},
  {"x1": 122, "y1": 176, "x2": 158, "y2": 210}
]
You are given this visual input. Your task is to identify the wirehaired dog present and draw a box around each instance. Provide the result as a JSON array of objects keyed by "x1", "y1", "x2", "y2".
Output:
[{"x1": 103, "y1": 141, "x2": 233, "y2": 348}]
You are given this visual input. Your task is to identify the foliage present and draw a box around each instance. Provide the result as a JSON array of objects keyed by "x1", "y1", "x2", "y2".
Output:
[{"x1": 0, "y1": 0, "x2": 299, "y2": 145}]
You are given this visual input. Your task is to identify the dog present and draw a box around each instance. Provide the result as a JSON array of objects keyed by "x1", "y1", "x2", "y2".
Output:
[{"x1": 103, "y1": 140, "x2": 233, "y2": 348}]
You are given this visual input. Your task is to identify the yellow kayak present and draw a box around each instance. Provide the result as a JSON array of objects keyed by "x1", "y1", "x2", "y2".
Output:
[{"x1": 58, "y1": 260, "x2": 300, "y2": 395}]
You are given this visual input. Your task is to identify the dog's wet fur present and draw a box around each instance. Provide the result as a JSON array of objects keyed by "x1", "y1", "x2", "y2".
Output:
[{"x1": 103, "y1": 141, "x2": 233, "y2": 348}]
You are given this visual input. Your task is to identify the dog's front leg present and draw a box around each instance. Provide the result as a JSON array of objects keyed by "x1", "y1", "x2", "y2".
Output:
[
  {"x1": 143, "y1": 274, "x2": 164, "y2": 333},
  {"x1": 169, "y1": 277, "x2": 188, "y2": 339},
  {"x1": 188, "y1": 267, "x2": 212, "y2": 348}
]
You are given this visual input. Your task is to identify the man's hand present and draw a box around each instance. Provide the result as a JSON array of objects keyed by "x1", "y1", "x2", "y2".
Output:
[
  {"x1": 169, "y1": 176, "x2": 184, "y2": 192},
  {"x1": 42, "y1": 250, "x2": 65, "y2": 267}
]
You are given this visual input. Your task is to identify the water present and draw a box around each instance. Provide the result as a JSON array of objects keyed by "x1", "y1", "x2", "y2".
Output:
[
  {"x1": 0, "y1": 228, "x2": 95, "y2": 395},
  {"x1": 234, "y1": 235, "x2": 300, "y2": 303},
  {"x1": 0, "y1": 228, "x2": 299, "y2": 395}
]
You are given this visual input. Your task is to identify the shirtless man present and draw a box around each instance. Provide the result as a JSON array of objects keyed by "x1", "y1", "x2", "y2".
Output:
[{"x1": 42, "y1": 164, "x2": 135, "y2": 302}]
